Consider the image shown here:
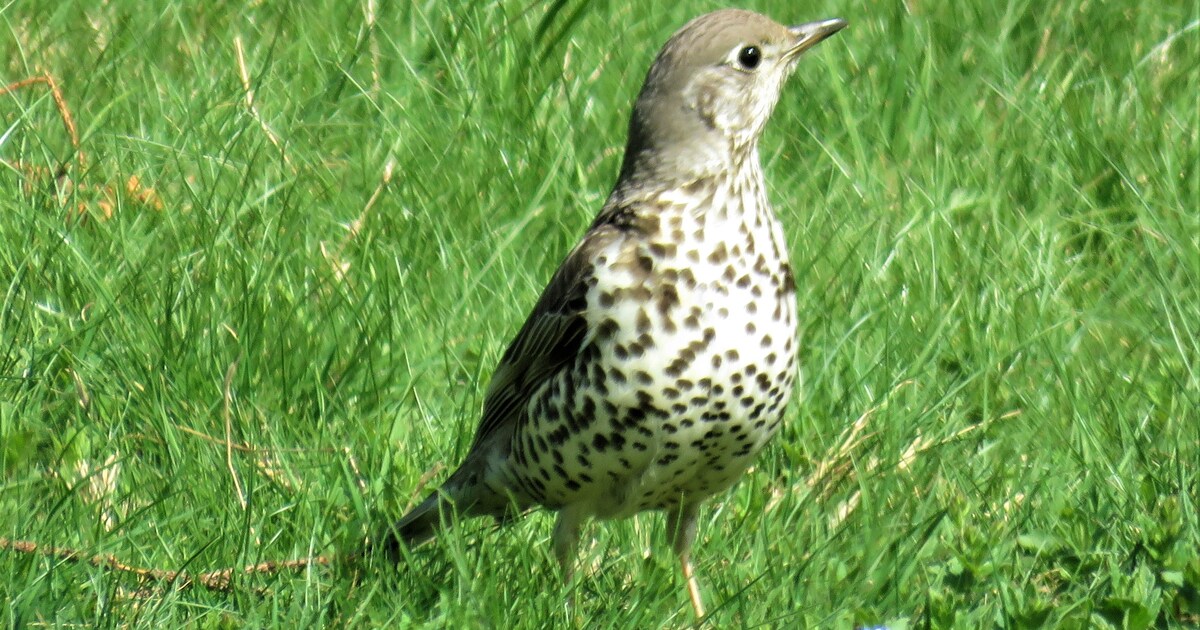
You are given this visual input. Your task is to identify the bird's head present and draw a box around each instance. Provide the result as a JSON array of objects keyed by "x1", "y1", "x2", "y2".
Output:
[{"x1": 619, "y1": 9, "x2": 846, "y2": 184}]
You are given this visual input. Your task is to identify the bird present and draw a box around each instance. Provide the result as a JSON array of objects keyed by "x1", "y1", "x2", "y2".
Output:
[{"x1": 383, "y1": 9, "x2": 846, "y2": 618}]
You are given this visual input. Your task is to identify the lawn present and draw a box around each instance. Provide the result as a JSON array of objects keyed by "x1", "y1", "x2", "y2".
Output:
[{"x1": 2, "y1": 0, "x2": 1197, "y2": 627}]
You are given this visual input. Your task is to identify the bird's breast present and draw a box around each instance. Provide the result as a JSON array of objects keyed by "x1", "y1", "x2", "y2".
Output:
[{"x1": 554, "y1": 197, "x2": 799, "y2": 516}]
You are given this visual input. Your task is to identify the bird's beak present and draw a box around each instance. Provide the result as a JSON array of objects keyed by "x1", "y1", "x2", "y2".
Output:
[{"x1": 785, "y1": 18, "x2": 848, "y2": 59}]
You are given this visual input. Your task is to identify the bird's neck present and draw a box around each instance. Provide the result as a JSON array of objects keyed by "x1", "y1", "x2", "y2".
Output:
[
  {"x1": 611, "y1": 140, "x2": 762, "y2": 203},
  {"x1": 599, "y1": 148, "x2": 772, "y2": 241}
]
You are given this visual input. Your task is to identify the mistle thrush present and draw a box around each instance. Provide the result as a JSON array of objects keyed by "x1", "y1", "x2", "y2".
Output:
[{"x1": 384, "y1": 9, "x2": 846, "y2": 617}]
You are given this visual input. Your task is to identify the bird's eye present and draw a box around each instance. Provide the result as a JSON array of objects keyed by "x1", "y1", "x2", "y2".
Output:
[{"x1": 736, "y1": 45, "x2": 762, "y2": 70}]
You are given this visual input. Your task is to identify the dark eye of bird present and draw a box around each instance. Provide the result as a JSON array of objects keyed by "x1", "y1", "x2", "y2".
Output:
[{"x1": 737, "y1": 45, "x2": 761, "y2": 70}]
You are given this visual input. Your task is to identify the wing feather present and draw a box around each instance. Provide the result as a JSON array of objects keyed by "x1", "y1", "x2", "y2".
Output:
[{"x1": 467, "y1": 224, "x2": 624, "y2": 450}]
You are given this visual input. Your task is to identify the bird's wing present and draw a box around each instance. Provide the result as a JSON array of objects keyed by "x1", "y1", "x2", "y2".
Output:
[{"x1": 467, "y1": 223, "x2": 626, "y2": 451}]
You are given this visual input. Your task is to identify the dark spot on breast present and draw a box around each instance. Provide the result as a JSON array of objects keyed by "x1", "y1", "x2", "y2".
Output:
[
  {"x1": 657, "y1": 284, "x2": 680, "y2": 315},
  {"x1": 649, "y1": 242, "x2": 676, "y2": 258},
  {"x1": 681, "y1": 179, "x2": 711, "y2": 199},
  {"x1": 635, "y1": 310, "x2": 651, "y2": 333},
  {"x1": 635, "y1": 213, "x2": 661, "y2": 234},
  {"x1": 780, "y1": 265, "x2": 796, "y2": 294},
  {"x1": 610, "y1": 367, "x2": 627, "y2": 384},
  {"x1": 548, "y1": 427, "x2": 571, "y2": 446},
  {"x1": 596, "y1": 318, "x2": 618, "y2": 341},
  {"x1": 578, "y1": 397, "x2": 596, "y2": 423},
  {"x1": 707, "y1": 243, "x2": 728, "y2": 264},
  {"x1": 702, "y1": 410, "x2": 731, "y2": 422}
]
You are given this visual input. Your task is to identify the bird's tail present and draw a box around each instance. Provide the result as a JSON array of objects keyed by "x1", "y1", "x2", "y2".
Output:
[
  {"x1": 374, "y1": 453, "x2": 525, "y2": 561},
  {"x1": 378, "y1": 471, "x2": 473, "y2": 562},
  {"x1": 378, "y1": 463, "x2": 508, "y2": 561},
  {"x1": 380, "y1": 491, "x2": 446, "y2": 557}
]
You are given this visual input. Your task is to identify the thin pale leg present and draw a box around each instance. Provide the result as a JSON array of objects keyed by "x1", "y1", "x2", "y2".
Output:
[
  {"x1": 681, "y1": 554, "x2": 704, "y2": 619},
  {"x1": 553, "y1": 506, "x2": 587, "y2": 583},
  {"x1": 666, "y1": 502, "x2": 704, "y2": 618},
  {"x1": 554, "y1": 506, "x2": 588, "y2": 622}
]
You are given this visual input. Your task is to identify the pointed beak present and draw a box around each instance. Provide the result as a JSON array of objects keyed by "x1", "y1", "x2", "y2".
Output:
[{"x1": 785, "y1": 18, "x2": 848, "y2": 59}]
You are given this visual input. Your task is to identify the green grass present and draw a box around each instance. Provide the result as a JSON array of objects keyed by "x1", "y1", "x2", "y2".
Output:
[{"x1": 2, "y1": 0, "x2": 1197, "y2": 626}]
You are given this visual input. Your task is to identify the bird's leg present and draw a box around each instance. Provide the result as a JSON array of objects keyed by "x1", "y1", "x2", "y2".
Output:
[
  {"x1": 553, "y1": 506, "x2": 588, "y2": 621},
  {"x1": 553, "y1": 506, "x2": 586, "y2": 584},
  {"x1": 681, "y1": 553, "x2": 705, "y2": 619},
  {"x1": 666, "y1": 502, "x2": 704, "y2": 618}
]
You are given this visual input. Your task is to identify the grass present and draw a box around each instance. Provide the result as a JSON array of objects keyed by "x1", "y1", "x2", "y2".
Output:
[{"x1": 1, "y1": 0, "x2": 1197, "y2": 626}]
